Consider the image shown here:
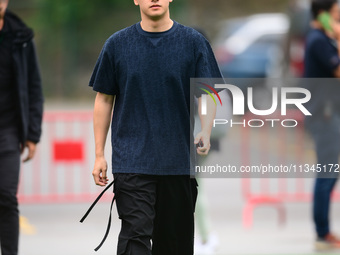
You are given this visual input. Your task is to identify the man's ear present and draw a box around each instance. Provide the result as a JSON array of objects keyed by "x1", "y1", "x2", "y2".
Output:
[{"x1": 134, "y1": 0, "x2": 139, "y2": 6}]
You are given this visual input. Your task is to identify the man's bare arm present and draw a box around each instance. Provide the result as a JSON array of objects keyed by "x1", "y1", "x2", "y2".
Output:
[
  {"x1": 194, "y1": 96, "x2": 217, "y2": 156},
  {"x1": 92, "y1": 92, "x2": 114, "y2": 186}
]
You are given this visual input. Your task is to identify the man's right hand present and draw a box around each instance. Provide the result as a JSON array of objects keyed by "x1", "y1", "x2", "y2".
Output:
[{"x1": 92, "y1": 156, "x2": 109, "y2": 186}]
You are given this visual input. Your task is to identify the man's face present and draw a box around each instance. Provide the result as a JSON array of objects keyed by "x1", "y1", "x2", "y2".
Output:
[
  {"x1": 0, "y1": 0, "x2": 9, "y2": 20},
  {"x1": 330, "y1": 3, "x2": 340, "y2": 22},
  {"x1": 133, "y1": 0, "x2": 173, "y2": 20}
]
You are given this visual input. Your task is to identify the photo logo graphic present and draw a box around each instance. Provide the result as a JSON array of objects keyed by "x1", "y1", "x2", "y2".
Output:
[
  {"x1": 199, "y1": 83, "x2": 312, "y2": 128},
  {"x1": 198, "y1": 82, "x2": 222, "y2": 115}
]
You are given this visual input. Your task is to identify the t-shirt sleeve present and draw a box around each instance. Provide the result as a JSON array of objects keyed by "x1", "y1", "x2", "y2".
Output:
[
  {"x1": 194, "y1": 35, "x2": 223, "y2": 97},
  {"x1": 89, "y1": 40, "x2": 118, "y2": 95},
  {"x1": 311, "y1": 37, "x2": 340, "y2": 72},
  {"x1": 195, "y1": 36, "x2": 223, "y2": 78}
]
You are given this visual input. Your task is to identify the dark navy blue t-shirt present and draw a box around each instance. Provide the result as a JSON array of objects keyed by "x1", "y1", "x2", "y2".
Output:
[{"x1": 89, "y1": 21, "x2": 222, "y2": 175}]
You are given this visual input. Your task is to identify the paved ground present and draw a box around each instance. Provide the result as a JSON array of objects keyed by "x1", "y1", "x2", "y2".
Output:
[{"x1": 19, "y1": 176, "x2": 340, "y2": 255}]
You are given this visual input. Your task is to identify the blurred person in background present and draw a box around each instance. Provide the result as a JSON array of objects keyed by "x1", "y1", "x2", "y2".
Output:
[
  {"x1": 304, "y1": 0, "x2": 340, "y2": 251},
  {"x1": 87, "y1": 0, "x2": 221, "y2": 254},
  {"x1": 287, "y1": 0, "x2": 311, "y2": 77},
  {"x1": 0, "y1": 0, "x2": 44, "y2": 254}
]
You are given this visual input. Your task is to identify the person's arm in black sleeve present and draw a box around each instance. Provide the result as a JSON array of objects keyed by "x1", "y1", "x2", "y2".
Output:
[
  {"x1": 23, "y1": 40, "x2": 44, "y2": 162},
  {"x1": 330, "y1": 21, "x2": 340, "y2": 77},
  {"x1": 333, "y1": 39, "x2": 340, "y2": 77}
]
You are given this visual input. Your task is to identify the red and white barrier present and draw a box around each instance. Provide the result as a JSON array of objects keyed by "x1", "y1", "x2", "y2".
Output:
[
  {"x1": 241, "y1": 110, "x2": 340, "y2": 228},
  {"x1": 17, "y1": 110, "x2": 339, "y2": 229},
  {"x1": 18, "y1": 111, "x2": 112, "y2": 203}
]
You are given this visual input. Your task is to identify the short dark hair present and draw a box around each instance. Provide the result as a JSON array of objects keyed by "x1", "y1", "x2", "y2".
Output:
[{"x1": 311, "y1": 0, "x2": 337, "y2": 19}]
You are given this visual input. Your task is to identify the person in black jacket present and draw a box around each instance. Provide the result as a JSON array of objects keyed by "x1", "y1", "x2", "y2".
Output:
[{"x1": 0, "y1": 1, "x2": 43, "y2": 254}]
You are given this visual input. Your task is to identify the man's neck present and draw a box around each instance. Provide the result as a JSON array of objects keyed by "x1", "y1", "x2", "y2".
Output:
[
  {"x1": 140, "y1": 15, "x2": 173, "y2": 32},
  {"x1": 0, "y1": 19, "x2": 4, "y2": 31}
]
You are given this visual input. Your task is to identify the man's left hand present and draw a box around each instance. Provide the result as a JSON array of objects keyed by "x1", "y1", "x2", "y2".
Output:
[
  {"x1": 21, "y1": 140, "x2": 37, "y2": 162},
  {"x1": 194, "y1": 132, "x2": 211, "y2": 156}
]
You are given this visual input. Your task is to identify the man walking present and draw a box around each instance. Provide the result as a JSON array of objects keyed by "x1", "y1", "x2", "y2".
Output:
[
  {"x1": 89, "y1": 0, "x2": 221, "y2": 254},
  {"x1": 304, "y1": 0, "x2": 340, "y2": 251},
  {"x1": 0, "y1": 1, "x2": 44, "y2": 255}
]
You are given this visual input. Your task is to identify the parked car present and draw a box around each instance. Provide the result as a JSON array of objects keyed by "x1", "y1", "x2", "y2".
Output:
[
  {"x1": 213, "y1": 13, "x2": 290, "y2": 110},
  {"x1": 214, "y1": 13, "x2": 290, "y2": 83}
]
